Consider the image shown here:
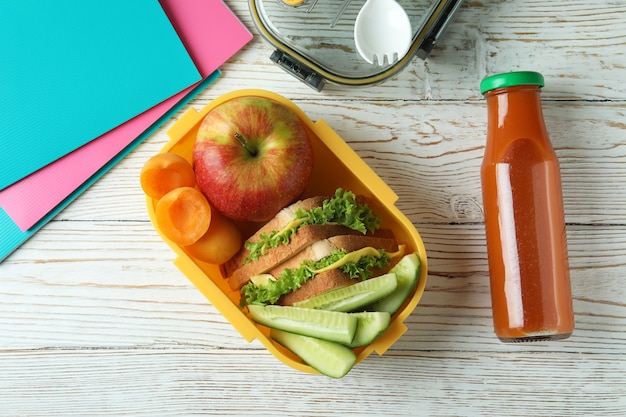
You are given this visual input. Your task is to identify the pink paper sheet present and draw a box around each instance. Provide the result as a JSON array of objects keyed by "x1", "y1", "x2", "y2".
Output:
[{"x1": 0, "y1": 0, "x2": 252, "y2": 231}]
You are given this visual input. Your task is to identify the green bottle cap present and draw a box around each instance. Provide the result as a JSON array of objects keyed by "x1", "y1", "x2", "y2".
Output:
[{"x1": 480, "y1": 71, "x2": 544, "y2": 94}]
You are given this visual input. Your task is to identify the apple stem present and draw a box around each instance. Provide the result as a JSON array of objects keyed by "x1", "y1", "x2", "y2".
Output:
[{"x1": 234, "y1": 132, "x2": 257, "y2": 156}]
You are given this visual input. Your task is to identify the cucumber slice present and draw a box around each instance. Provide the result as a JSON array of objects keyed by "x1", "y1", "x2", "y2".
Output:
[
  {"x1": 248, "y1": 304, "x2": 357, "y2": 345},
  {"x1": 292, "y1": 273, "x2": 398, "y2": 312},
  {"x1": 271, "y1": 329, "x2": 357, "y2": 378},
  {"x1": 347, "y1": 311, "x2": 391, "y2": 348},
  {"x1": 367, "y1": 253, "x2": 421, "y2": 314}
]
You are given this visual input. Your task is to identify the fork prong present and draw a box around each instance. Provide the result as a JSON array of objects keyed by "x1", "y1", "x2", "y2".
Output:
[{"x1": 370, "y1": 52, "x2": 401, "y2": 66}]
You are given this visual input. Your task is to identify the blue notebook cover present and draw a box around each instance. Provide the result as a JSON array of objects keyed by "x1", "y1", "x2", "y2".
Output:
[
  {"x1": 0, "y1": 71, "x2": 221, "y2": 262},
  {"x1": 0, "y1": 0, "x2": 201, "y2": 190}
]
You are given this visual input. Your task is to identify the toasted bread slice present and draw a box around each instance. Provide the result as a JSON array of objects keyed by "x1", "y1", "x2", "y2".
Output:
[
  {"x1": 228, "y1": 224, "x2": 364, "y2": 290},
  {"x1": 267, "y1": 235, "x2": 396, "y2": 277},
  {"x1": 279, "y1": 269, "x2": 355, "y2": 306},
  {"x1": 222, "y1": 196, "x2": 327, "y2": 279},
  {"x1": 327, "y1": 234, "x2": 399, "y2": 254},
  {"x1": 274, "y1": 235, "x2": 401, "y2": 306},
  {"x1": 266, "y1": 239, "x2": 337, "y2": 277}
]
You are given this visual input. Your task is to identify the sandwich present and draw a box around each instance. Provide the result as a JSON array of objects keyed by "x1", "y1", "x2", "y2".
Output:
[{"x1": 221, "y1": 189, "x2": 406, "y2": 306}]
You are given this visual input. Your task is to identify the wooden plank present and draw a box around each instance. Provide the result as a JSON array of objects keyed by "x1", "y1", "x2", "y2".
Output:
[
  {"x1": 0, "y1": 349, "x2": 624, "y2": 416},
  {"x1": 216, "y1": 1, "x2": 626, "y2": 100},
  {"x1": 2, "y1": 223, "x2": 624, "y2": 353},
  {"x1": 54, "y1": 101, "x2": 626, "y2": 225}
]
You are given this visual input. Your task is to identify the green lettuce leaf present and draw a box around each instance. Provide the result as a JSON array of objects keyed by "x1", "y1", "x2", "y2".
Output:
[{"x1": 244, "y1": 189, "x2": 381, "y2": 263}]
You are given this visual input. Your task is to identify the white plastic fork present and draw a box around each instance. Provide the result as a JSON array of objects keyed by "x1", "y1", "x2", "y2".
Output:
[{"x1": 353, "y1": 0, "x2": 412, "y2": 65}]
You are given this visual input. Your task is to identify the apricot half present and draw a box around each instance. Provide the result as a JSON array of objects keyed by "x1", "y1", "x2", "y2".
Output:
[
  {"x1": 140, "y1": 153, "x2": 196, "y2": 200},
  {"x1": 155, "y1": 187, "x2": 211, "y2": 246}
]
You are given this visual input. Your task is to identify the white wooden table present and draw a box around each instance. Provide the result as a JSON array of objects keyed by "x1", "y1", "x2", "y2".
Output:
[{"x1": 2, "y1": 1, "x2": 625, "y2": 416}]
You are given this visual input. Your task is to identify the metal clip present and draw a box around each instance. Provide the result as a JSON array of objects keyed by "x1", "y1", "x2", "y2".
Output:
[{"x1": 270, "y1": 50, "x2": 326, "y2": 91}]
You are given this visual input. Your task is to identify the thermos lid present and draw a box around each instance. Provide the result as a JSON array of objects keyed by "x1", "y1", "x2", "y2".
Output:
[
  {"x1": 249, "y1": 0, "x2": 464, "y2": 91},
  {"x1": 480, "y1": 71, "x2": 545, "y2": 95}
]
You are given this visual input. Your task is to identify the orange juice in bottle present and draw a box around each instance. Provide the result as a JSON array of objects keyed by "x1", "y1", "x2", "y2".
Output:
[{"x1": 480, "y1": 71, "x2": 574, "y2": 342}]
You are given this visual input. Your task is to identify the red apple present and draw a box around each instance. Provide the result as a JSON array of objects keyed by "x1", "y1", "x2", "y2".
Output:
[{"x1": 193, "y1": 96, "x2": 314, "y2": 223}]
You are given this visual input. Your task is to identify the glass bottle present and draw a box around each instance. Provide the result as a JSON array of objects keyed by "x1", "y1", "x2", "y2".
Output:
[{"x1": 480, "y1": 71, "x2": 574, "y2": 342}]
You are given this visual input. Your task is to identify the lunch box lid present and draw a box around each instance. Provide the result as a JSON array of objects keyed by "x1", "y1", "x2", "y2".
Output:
[{"x1": 249, "y1": 0, "x2": 463, "y2": 91}]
